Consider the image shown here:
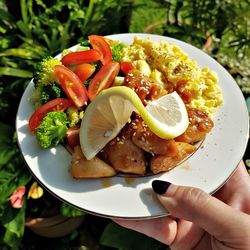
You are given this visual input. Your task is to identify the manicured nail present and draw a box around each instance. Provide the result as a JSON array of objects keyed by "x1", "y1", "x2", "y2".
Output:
[{"x1": 152, "y1": 180, "x2": 172, "y2": 195}]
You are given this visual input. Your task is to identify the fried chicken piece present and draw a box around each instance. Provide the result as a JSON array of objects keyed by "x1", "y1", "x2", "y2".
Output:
[
  {"x1": 131, "y1": 117, "x2": 178, "y2": 156},
  {"x1": 124, "y1": 70, "x2": 167, "y2": 105},
  {"x1": 176, "y1": 108, "x2": 214, "y2": 144},
  {"x1": 150, "y1": 142, "x2": 196, "y2": 174},
  {"x1": 103, "y1": 126, "x2": 146, "y2": 175},
  {"x1": 71, "y1": 146, "x2": 116, "y2": 178}
]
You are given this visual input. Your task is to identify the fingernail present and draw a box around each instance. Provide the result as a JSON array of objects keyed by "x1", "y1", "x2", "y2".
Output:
[{"x1": 152, "y1": 180, "x2": 172, "y2": 195}]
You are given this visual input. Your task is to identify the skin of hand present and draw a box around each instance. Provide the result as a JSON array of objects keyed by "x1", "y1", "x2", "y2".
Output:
[{"x1": 114, "y1": 161, "x2": 250, "y2": 250}]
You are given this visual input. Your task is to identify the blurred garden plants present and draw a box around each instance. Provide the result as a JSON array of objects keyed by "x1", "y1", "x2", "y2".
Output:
[{"x1": 0, "y1": 0, "x2": 249, "y2": 249}]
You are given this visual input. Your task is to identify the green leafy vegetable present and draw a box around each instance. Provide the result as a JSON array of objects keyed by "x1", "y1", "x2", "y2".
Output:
[
  {"x1": 40, "y1": 83, "x2": 64, "y2": 104},
  {"x1": 29, "y1": 56, "x2": 62, "y2": 108},
  {"x1": 33, "y1": 56, "x2": 61, "y2": 88},
  {"x1": 80, "y1": 40, "x2": 91, "y2": 47},
  {"x1": 66, "y1": 107, "x2": 84, "y2": 128},
  {"x1": 36, "y1": 111, "x2": 68, "y2": 148},
  {"x1": 111, "y1": 41, "x2": 128, "y2": 62}
]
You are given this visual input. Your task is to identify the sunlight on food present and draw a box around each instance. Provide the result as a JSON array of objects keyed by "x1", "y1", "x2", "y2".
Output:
[{"x1": 121, "y1": 36, "x2": 223, "y2": 117}]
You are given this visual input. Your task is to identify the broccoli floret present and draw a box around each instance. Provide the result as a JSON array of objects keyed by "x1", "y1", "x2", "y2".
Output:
[
  {"x1": 80, "y1": 39, "x2": 91, "y2": 47},
  {"x1": 29, "y1": 87, "x2": 43, "y2": 109},
  {"x1": 33, "y1": 56, "x2": 62, "y2": 88},
  {"x1": 40, "y1": 83, "x2": 64, "y2": 104},
  {"x1": 31, "y1": 56, "x2": 62, "y2": 108},
  {"x1": 111, "y1": 41, "x2": 128, "y2": 62},
  {"x1": 66, "y1": 107, "x2": 84, "y2": 127},
  {"x1": 36, "y1": 111, "x2": 68, "y2": 149}
]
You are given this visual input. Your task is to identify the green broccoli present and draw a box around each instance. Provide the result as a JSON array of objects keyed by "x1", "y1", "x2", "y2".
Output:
[
  {"x1": 40, "y1": 83, "x2": 64, "y2": 104},
  {"x1": 36, "y1": 111, "x2": 68, "y2": 149},
  {"x1": 31, "y1": 56, "x2": 62, "y2": 108},
  {"x1": 33, "y1": 56, "x2": 62, "y2": 88},
  {"x1": 66, "y1": 107, "x2": 84, "y2": 127},
  {"x1": 29, "y1": 87, "x2": 43, "y2": 109},
  {"x1": 110, "y1": 41, "x2": 128, "y2": 62}
]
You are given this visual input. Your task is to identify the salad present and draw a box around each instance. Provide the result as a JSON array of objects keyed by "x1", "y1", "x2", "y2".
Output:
[{"x1": 28, "y1": 35, "x2": 223, "y2": 178}]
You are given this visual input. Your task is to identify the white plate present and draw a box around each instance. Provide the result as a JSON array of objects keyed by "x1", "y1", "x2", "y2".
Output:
[{"x1": 16, "y1": 33, "x2": 249, "y2": 219}]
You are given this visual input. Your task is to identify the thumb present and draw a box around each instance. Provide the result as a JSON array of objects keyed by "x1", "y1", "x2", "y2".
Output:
[{"x1": 152, "y1": 180, "x2": 250, "y2": 240}]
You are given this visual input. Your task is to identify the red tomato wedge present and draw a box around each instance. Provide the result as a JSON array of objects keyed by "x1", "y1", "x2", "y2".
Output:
[
  {"x1": 74, "y1": 63, "x2": 95, "y2": 83},
  {"x1": 55, "y1": 65, "x2": 88, "y2": 108},
  {"x1": 61, "y1": 49, "x2": 101, "y2": 66},
  {"x1": 29, "y1": 98, "x2": 72, "y2": 132},
  {"x1": 89, "y1": 35, "x2": 112, "y2": 65},
  {"x1": 120, "y1": 61, "x2": 134, "y2": 75},
  {"x1": 88, "y1": 61, "x2": 120, "y2": 101}
]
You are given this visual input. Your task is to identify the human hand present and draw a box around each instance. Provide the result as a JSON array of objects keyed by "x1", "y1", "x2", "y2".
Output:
[{"x1": 114, "y1": 161, "x2": 250, "y2": 249}]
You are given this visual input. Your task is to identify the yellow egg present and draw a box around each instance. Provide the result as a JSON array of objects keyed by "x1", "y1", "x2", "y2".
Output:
[{"x1": 121, "y1": 36, "x2": 223, "y2": 117}]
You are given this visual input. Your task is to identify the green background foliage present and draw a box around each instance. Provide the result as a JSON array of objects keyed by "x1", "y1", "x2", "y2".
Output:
[{"x1": 0, "y1": 0, "x2": 249, "y2": 249}]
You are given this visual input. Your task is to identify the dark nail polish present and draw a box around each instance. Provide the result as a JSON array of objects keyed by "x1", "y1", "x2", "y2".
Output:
[{"x1": 152, "y1": 180, "x2": 171, "y2": 195}]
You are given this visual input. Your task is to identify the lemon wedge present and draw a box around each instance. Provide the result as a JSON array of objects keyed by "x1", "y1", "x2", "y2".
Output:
[{"x1": 80, "y1": 86, "x2": 188, "y2": 160}]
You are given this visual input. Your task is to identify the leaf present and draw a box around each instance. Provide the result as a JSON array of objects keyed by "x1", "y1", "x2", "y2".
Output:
[
  {"x1": 1, "y1": 202, "x2": 26, "y2": 249},
  {"x1": 100, "y1": 222, "x2": 166, "y2": 250},
  {"x1": 0, "y1": 48, "x2": 41, "y2": 59},
  {"x1": 0, "y1": 122, "x2": 15, "y2": 165},
  {"x1": 60, "y1": 202, "x2": 86, "y2": 217},
  {"x1": 0, "y1": 167, "x2": 31, "y2": 204},
  {"x1": 0, "y1": 67, "x2": 32, "y2": 77}
]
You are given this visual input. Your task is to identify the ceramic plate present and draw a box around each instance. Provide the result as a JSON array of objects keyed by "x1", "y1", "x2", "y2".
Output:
[{"x1": 16, "y1": 33, "x2": 249, "y2": 219}]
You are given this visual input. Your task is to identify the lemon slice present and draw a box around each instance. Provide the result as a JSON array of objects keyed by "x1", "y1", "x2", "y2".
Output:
[{"x1": 80, "y1": 86, "x2": 188, "y2": 160}]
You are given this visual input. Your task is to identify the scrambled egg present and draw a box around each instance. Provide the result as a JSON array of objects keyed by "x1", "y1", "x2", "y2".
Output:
[{"x1": 121, "y1": 36, "x2": 223, "y2": 116}]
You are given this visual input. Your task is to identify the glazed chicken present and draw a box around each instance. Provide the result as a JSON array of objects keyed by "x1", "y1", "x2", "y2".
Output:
[
  {"x1": 124, "y1": 70, "x2": 167, "y2": 105},
  {"x1": 71, "y1": 146, "x2": 116, "y2": 178},
  {"x1": 69, "y1": 72, "x2": 214, "y2": 177},
  {"x1": 176, "y1": 108, "x2": 214, "y2": 144},
  {"x1": 131, "y1": 116, "x2": 178, "y2": 156},
  {"x1": 101, "y1": 126, "x2": 146, "y2": 175},
  {"x1": 150, "y1": 142, "x2": 196, "y2": 174}
]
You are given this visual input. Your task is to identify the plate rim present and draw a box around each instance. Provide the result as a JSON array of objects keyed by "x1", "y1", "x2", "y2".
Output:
[{"x1": 16, "y1": 33, "x2": 249, "y2": 219}]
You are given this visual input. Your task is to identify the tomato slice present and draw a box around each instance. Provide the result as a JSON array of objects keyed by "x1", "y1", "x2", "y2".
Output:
[
  {"x1": 88, "y1": 61, "x2": 120, "y2": 101},
  {"x1": 120, "y1": 62, "x2": 134, "y2": 75},
  {"x1": 89, "y1": 35, "x2": 112, "y2": 65},
  {"x1": 29, "y1": 98, "x2": 72, "y2": 132},
  {"x1": 74, "y1": 63, "x2": 95, "y2": 84},
  {"x1": 55, "y1": 65, "x2": 88, "y2": 108},
  {"x1": 61, "y1": 49, "x2": 101, "y2": 66}
]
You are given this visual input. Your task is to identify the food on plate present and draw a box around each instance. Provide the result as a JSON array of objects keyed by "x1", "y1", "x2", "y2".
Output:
[
  {"x1": 28, "y1": 35, "x2": 223, "y2": 178},
  {"x1": 121, "y1": 36, "x2": 223, "y2": 115},
  {"x1": 150, "y1": 142, "x2": 196, "y2": 174},
  {"x1": 71, "y1": 146, "x2": 116, "y2": 178},
  {"x1": 29, "y1": 56, "x2": 63, "y2": 109},
  {"x1": 79, "y1": 87, "x2": 189, "y2": 161},
  {"x1": 35, "y1": 111, "x2": 68, "y2": 149}
]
